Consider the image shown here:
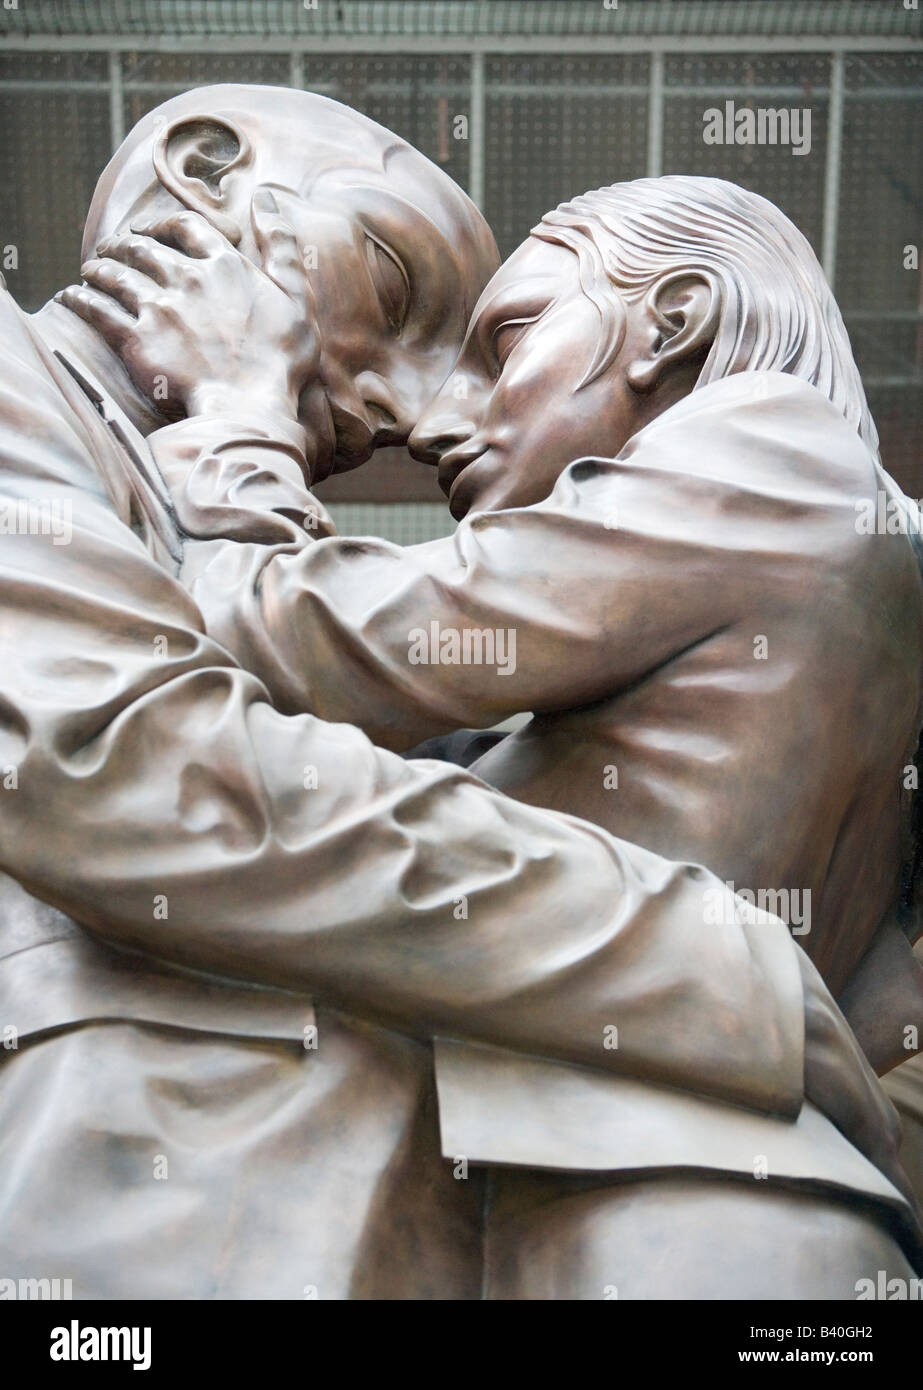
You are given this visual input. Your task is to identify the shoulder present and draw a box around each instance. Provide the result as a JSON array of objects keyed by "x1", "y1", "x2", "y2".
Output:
[
  {"x1": 629, "y1": 373, "x2": 877, "y2": 500},
  {"x1": 547, "y1": 374, "x2": 890, "y2": 575},
  {"x1": 575, "y1": 373, "x2": 881, "y2": 544},
  {"x1": 0, "y1": 291, "x2": 111, "y2": 502},
  {"x1": 0, "y1": 290, "x2": 70, "y2": 403}
]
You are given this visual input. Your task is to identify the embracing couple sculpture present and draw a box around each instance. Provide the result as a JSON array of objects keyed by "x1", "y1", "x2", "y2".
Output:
[{"x1": 1, "y1": 84, "x2": 922, "y2": 1300}]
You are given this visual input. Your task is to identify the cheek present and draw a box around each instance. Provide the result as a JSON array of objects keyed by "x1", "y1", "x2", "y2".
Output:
[
  {"x1": 544, "y1": 397, "x2": 610, "y2": 464},
  {"x1": 491, "y1": 348, "x2": 599, "y2": 469},
  {"x1": 323, "y1": 301, "x2": 391, "y2": 387},
  {"x1": 482, "y1": 357, "x2": 566, "y2": 451},
  {"x1": 497, "y1": 302, "x2": 599, "y2": 409},
  {"x1": 307, "y1": 236, "x2": 375, "y2": 343},
  {"x1": 572, "y1": 375, "x2": 634, "y2": 461},
  {"x1": 401, "y1": 343, "x2": 462, "y2": 407},
  {"x1": 505, "y1": 322, "x2": 631, "y2": 469}
]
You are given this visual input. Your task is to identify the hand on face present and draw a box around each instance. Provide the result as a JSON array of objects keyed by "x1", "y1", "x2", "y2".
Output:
[{"x1": 57, "y1": 191, "x2": 332, "y2": 466}]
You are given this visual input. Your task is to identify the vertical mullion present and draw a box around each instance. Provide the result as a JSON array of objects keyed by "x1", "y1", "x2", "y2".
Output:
[
  {"x1": 108, "y1": 50, "x2": 124, "y2": 153},
  {"x1": 469, "y1": 50, "x2": 485, "y2": 209},
  {"x1": 646, "y1": 50, "x2": 664, "y2": 177},
  {"x1": 822, "y1": 50, "x2": 845, "y2": 289}
]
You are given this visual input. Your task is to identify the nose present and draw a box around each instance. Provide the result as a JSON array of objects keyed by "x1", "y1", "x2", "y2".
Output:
[
  {"x1": 355, "y1": 371, "x2": 425, "y2": 446},
  {"x1": 408, "y1": 402, "x2": 477, "y2": 467}
]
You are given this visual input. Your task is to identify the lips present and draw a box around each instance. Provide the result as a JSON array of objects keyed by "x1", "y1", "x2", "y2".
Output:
[
  {"x1": 328, "y1": 400, "x2": 376, "y2": 469},
  {"x1": 437, "y1": 446, "x2": 487, "y2": 500},
  {"x1": 300, "y1": 387, "x2": 338, "y2": 484}
]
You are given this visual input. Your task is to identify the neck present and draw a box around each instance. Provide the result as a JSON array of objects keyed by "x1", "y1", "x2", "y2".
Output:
[{"x1": 32, "y1": 299, "x2": 164, "y2": 437}]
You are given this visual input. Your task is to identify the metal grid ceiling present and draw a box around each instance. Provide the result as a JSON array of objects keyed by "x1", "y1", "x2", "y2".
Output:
[
  {"x1": 2, "y1": 3, "x2": 919, "y2": 41},
  {"x1": 0, "y1": 4, "x2": 920, "y2": 516}
]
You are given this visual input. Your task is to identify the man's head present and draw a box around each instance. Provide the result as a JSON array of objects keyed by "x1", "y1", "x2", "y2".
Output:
[
  {"x1": 410, "y1": 175, "x2": 875, "y2": 519},
  {"x1": 82, "y1": 84, "x2": 499, "y2": 469}
]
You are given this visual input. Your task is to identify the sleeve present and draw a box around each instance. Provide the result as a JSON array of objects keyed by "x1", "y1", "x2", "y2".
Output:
[
  {"x1": 148, "y1": 408, "x2": 336, "y2": 546},
  {"x1": 0, "y1": 344, "x2": 803, "y2": 1118},
  {"x1": 156, "y1": 418, "x2": 744, "y2": 751}
]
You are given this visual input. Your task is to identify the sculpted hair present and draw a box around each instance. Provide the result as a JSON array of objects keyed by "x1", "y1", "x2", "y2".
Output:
[{"x1": 533, "y1": 175, "x2": 878, "y2": 456}]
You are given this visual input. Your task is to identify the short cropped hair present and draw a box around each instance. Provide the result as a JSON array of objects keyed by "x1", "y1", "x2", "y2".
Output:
[{"x1": 534, "y1": 176, "x2": 878, "y2": 456}]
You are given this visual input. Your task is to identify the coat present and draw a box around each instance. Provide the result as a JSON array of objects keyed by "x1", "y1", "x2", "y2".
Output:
[{"x1": 0, "y1": 293, "x2": 915, "y2": 1296}]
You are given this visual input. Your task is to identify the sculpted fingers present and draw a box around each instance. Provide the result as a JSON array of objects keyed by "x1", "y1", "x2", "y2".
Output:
[
  {"x1": 133, "y1": 210, "x2": 229, "y2": 260},
  {"x1": 250, "y1": 187, "x2": 310, "y2": 308},
  {"x1": 80, "y1": 258, "x2": 155, "y2": 316},
  {"x1": 55, "y1": 284, "x2": 136, "y2": 348},
  {"x1": 94, "y1": 232, "x2": 180, "y2": 285}
]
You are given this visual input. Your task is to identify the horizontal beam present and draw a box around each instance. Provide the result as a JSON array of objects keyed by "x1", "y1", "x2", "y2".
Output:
[
  {"x1": 1, "y1": 34, "x2": 921, "y2": 55},
  {"x1": 1, "y1": 80, "x2": 920, "y2": 102},
  {"x1": 845, "y1": 310, "x2": 923, "y2": 322}
]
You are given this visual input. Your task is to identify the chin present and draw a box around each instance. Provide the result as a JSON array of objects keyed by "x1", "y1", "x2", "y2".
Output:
[
  {"x1": 332, "y1": 445, "x2": 375, "y2": 474},
  {"x1": 451, "y1": 474, "x2": 542, "y2": 521},
  {"x1": 446, "y1": 456, "x2": 507, "y2": 520},
  {"x1": 447, "y1": 473, "x2": 486, "y2": 521}
]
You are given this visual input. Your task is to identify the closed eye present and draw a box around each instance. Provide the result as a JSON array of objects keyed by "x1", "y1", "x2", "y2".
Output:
[
  {"x1": 492, "y1": 310, "x2": 546, "y2": 369},
  {"x1": 365, "y1": 233, "x2": 410, "y2": 334}
]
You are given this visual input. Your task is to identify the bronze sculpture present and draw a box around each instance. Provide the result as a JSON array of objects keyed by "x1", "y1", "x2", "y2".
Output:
[{"x1": 0, "y1": 86, "x2": 920, "y2": 1298}]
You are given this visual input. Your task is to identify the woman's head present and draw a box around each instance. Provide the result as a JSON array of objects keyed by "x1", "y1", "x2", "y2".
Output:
[{"x1": 411, "y1": 175, "x2": 876, "y2": 518}]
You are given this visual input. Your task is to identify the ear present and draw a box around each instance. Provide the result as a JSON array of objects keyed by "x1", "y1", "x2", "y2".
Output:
[
  {"x1": 625, "y1": 270, "x2": 720, "y2": 394},
  {"x1": 152, "y1": 115, "x2": 253, "y2": 246}
]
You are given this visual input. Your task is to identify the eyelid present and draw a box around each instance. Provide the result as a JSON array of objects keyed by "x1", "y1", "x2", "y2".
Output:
[
  {"x1": 490, "y1": 304, "x2": 551, "y2": 364},
  {"x1": 364, "y1": 231, "x2": 411, "y2": 330},
  {"x1": 365, "y1": 230, "x2": 410, "y2": 296}
]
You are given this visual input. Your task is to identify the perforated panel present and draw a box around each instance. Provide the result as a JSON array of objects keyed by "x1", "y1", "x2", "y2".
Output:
[
  {"x1": 327, "y1": 502, "x2": 456, "y2": 545},
  {"x1": 838, "y1": 54, "x2": 923, "y2": 496},
  {"x1": 301, "y1": 54, "x2": 471, "y2": 197},
  {"x1": 0, "y1": 54, "x2": 110, "y2": 309},
  {"x1": 485, "y1": 54, "x2": 649, "y2": 259},
  {"x1": 0, "y1": 13, "x2": 919, "y2": 527},
  {"x1": 662, "y1": 53, "x2": 829, "y2": 249},
  {"x1": 120, "y1": 52, "x2": 289, "y2": 129}
]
